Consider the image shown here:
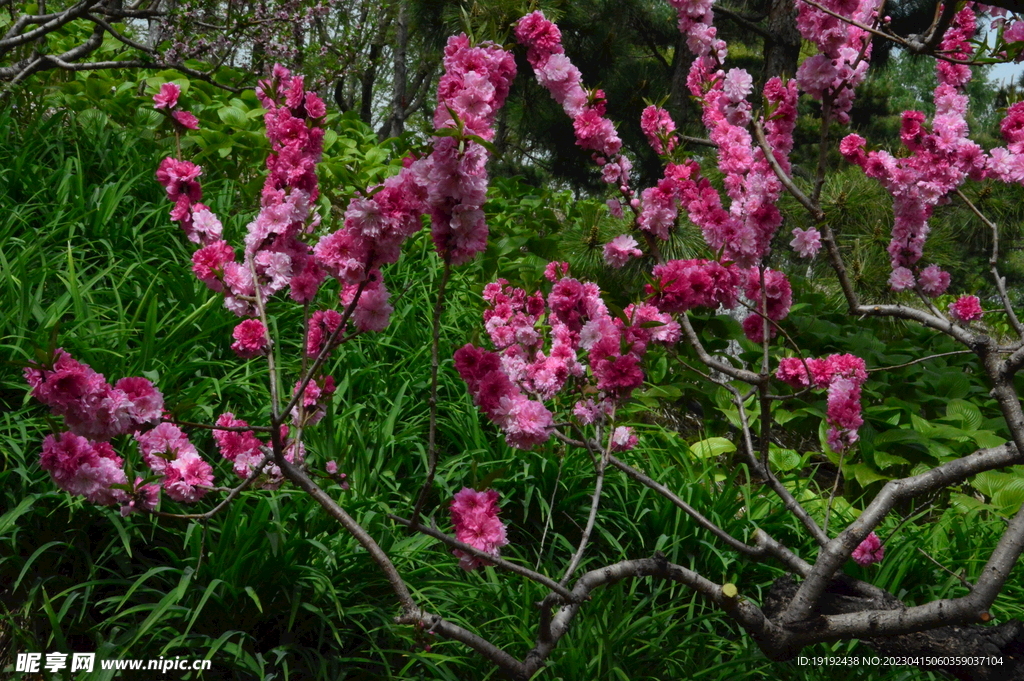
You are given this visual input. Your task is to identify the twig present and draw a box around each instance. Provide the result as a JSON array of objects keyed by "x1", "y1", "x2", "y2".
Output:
[
  {"x1": 867, "y1": 350, "x2": 972, "y2": 373},
  {"x1": 248, "y1": 254, "x2": 280, "y2": 421},
  {"x1": 916, "y1": 547, "x2": 972, "y2": 589},
  {"x1": 389, "y1": 515, "x2": 578, "y2": 602},
  {"x1": 557, "y1": 429, "x2": 610, "y2": 586},
  {"x1": 955, "y1": 188, "x2": 1024, "y2": 337},
  {"x1": 410, "y1": 261, "x2": 451, "y2": 528},
  {"x1": 147, "y1": 455, "x2": 271, "y2": 521}
]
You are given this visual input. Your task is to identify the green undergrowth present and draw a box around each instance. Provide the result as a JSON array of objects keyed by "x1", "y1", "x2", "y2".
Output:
[{"x1": 1, "y1": 108, "x2": 1021, "y2": 681}]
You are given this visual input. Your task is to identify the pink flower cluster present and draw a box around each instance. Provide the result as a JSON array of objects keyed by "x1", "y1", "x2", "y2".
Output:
[
  {"x1": 661, "y1": 1, "x2": 799, "y2": 267},
  {"x1": 153, "y1": 82, "x2": 199, "y2": 130},
  {"x1": 742, "y1": 268, "x2": 793, "y2": 343},
  {"x1": 158, "y1": 65, "x2": 330, "y2": 355},
  {"x1": 25, "y1": 349, "x2": 163, "y2": 441},
  {"x1": 515, "y1": 12, "x2": 629, "y2": 189},
  {"x1": 603, "y1": 234, "x2": 643, "y2": 268},
  {"x1": 26, "y1": 348, "x2": 213, "y2": 511},
  {"x1": 231, "y1": 319, "x2": 269, "y2": 358},
  {"x1": 156, "y1": 157, "x2": 209, "y2": 245},
  {"x1": 640, "y1": 105, "x2": 677, "y2": 156},
  {"x1": 646, "y1": 258, "x2": 741, "y2": 313},
  {"x1": 420, "y1": 34, "x2": 516, "y2": 265},
  {"x1": 40, "y1": 432, "x2": 128, "y2": 506},
  {"x1": 949, "y1": 295, "x2": 983, "y2": 323},
  {"x1": 450, "y1": 487, "x2": 509, "y2": 570},
  {"x1": 291, "y1": 374, "x2": 337, "y2": 426},
  {"x1": 240, "y1": 65, "x2": 328, "y2": 312},
  {"x1": 794, "y1": 0, "x2": 876, "y2": 124},
  {"x1": 840, "y1": 7, "x2": 983, "y2": 294},
  {"x1": 315, "y1": 36, "x2": 515, "y2": 339},
  {"x1": 776, "y1": 353, "x2": 867, "y2": 451},
  {"x1": 851, "y1": 531, "x2": 885, "y2": 566},
  {"x1": 458, "y1": 265, "x2": 679, "y2": 448},
  {"x1": 135, "y1": 422, "x2": 213, "y2": 503},
  {"x1": 213, "y1": 414, "x2": 305, "y2": 485}
]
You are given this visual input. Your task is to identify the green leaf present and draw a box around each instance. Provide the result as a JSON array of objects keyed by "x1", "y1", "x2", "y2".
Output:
[
  {"x1": 689, "y1": 437, "x2": 736, "y2": 459},
  {"x1": 946, "y1": 399, "x2": 983, "y2": 431},
  {"x1": 972, "y1": 430, "x2": 1007, "y2": 448},
  {"x1": 0, "y1": 495, "x2": 37, "y2": 536},
  {"x1": 768, "y1": 446, "x2": 801, "y2": 472},
  {"x1": 871, "y1": 449, "x2": 910, "y2": 469},
  {"x1": 244, "y1": 586, "x2": 264, "y2": 613},
  {"x1": 846, "y1": 462, "x2": 891, "y2": 487},
  {"x1": 992, "y1": 477, "x2": 1024, "y2": 514},
  {"x1": 218, "y1": 106, "x2": 248, "y2": 128}
]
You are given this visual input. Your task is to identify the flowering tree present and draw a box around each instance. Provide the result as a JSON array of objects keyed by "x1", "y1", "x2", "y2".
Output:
[{"x1": 20, "y1": 1, "x2": 1024, "y2": 679}]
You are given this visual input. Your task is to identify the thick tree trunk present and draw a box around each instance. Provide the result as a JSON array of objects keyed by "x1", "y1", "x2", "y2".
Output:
[
  {"x1": 359, "y1": 41, "x2": 381, "y2": 126},
  {"x1": 382, "y1": 0, "x2": 408, "y2": 140},
  {"x1": 765, "y1": 576, "x2": 1024, "y2": 680},
  {"x1": 762, "y1": 0, "x2": 801, "y2": 81},
  {"x1": 668, "y1": 33, "x2": 695, "y2": 126}
]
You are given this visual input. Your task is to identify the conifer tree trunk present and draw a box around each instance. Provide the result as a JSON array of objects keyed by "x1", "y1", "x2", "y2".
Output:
[{"x1": 763, "y1": 0, "x2": 801, "y2": 80}]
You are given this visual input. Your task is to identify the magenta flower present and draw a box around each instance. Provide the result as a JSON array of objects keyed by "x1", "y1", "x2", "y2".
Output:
[
  {"x1": 40, "y1": 431, "x2": 127, "y2": 506},
  {"x1": 851, "y1": 532, "x2": 885, "y2": 566},
  {"x1": 603, "y1": 234, "x2": 642, "y2": 268},
  {"x1": 230, "y1": 319, "x2": 269, "y2": 358},
  {"x1": 450, "y1": 487, "x2": 509, "y2": 570},
  {"x1": 949, "y1": 295, "x2": 983, "y2": 323},
  {"x1": 153, "y1": 83, "x2": 181, "y2": 110},
  {"x1": 790, "y1": 227, "x2": 822, "y2": 258},
  {"x1": 172, "y1": 110, "x2": 199, "y2": 130},
  {"x1": 611, "y1": 426, "x2": 638, "y2": 451},
  {"x1": 163, "y1": 450, "x2": 214, "y2": 503}
]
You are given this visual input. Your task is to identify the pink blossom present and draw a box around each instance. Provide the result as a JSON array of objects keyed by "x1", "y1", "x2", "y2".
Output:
[
  {"x1": 450, "y1": 487, "x2": 509, "y2": 570},
  {"x1": 27, "y1": 349, "x2": 161, "y2": 440},
  {"x1": 190, "y1": 208, "x2": 222, "y2": 244},
  {"x1": 640, "y1": 106, "x2": 677, "y2": 155},
  {"x1": 306, "y1": 309, "x2": 344, "y2": 358},
  {"x1": 172, "y1": 110, "x2": 199, "y2": 130},
  {"x1": 790, "y1": 227, "x2": 821, "y2": 258},
  {"x1": 213, "y1": 413, "x2": 266, "y2": 478},
  {"x1": 114, "y1": 377, "x2": 164, "y2": 426},
  {"x1": 153, "y1": 83, "x2": 181, "y2": 110},
  {"x1": 949, "y1": 295, "x2": 983, "y2": 323},
  {"x1": 918, "y1": 264, "x2": 950, "y2": 298},
  {"x1": 603, "y1": 234, "x2": 643, "y2": 268},
  {"x1": 611, "y1": 426, "x2": 638, "y2": 451},
  {"x1": 192, "y1": 240, "x2": 235, "y2": 290},
  {"x1": 647, "y1": 259, "x2": 742, "y2": 313},
  {"x1": 40, "y1": 431, "x2": 127, "y2": 506},
  {"x1": 163, "y1": 450, "x2": 214, "y2": 503},
  {"x1": 888, "y1": 267, "x2": 916, "y2": 291},
  {"x1": 135, "y1": 422, "x2": 196, "y2": 473},
  {"x1": 230, "y1": 319, "x2": 269, "y2": 358},
  {"x1": 851, "y1": 531, "x2": 885, "y2": 566}
]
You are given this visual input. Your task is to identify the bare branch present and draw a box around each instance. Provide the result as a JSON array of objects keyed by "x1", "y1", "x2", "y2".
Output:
[
  {"x1": 955, "y1": 188, "x2": 1024, "y2": 338},
  {"x1": 557, "y1": 431, "x2": 609, "y2": 586},
  {"x1": 784, "y1": 442, "x2": 1022, "y2": 624},
  {"x1": 608, "y1": 454, "x2": 811, "y2": 575},
  {"x1": 410, "y1": 261, "x2": 451, "y2": 528},
  {"x1": 388, "y1": 514, "x2": 579, "y2": 603}
]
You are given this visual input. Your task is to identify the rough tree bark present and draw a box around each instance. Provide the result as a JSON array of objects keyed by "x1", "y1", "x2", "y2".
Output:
[
  {"x1": 765, "y1": 576, "x2": 1024, "y2": 680},
  {"x1": 762, "y1": 0, "x2": 801, "y2": 80}
]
